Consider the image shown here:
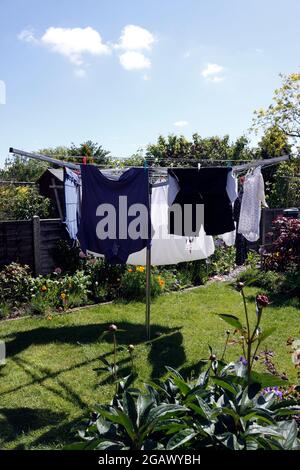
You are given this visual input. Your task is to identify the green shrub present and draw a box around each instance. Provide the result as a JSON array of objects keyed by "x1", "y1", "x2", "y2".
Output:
[
  {"x1": 235, "y1": 267, "x2": 299, "y2": 297},
  {"x1": 282, "y1": 265, "x2": 300, "y2": 297},
  {"x1": 176, "y1": 260, "x2": 209, "y2": 286},
  {"x1": 53, "y1": 239, "x2": 85, "y2": 274},
  {"x1": 0, "y1": 186, "x2": 53, "y2": 220},
  {"x1": 29, "y1": 270, "x2": 91, "y2": 313},
  {"x1": 85, "y1": 258, "x2": 125, "y2": 302},
  {"x1": 28, "y1": 294, "x2": 52, "y2": 316},
  {"x1": 209, "y1": 245, "x2": 236, "y2": 276},
  {"x1": 0, "y1": 303, "x2": 10, "y2": 319},
  {"x1": 0, "y1": 263, "x2": 33, "y2": 305},
  {"x1": 120, "y1": 266, "x2": 163, "y2": 301}
]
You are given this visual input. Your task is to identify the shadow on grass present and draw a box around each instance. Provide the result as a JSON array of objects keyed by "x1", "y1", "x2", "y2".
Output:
[
  {"x1": 0, "y1": 407, "x2": 67, "y2": 447},
  {"x1": 4, "y1": 322, "x2": 180, "y2": 357},
  {"x1": 1, "y1": 322, "x2": 187, "y2": 447},
  {"x1": 12, "y1": 356, "x2": 89, "y2": 409},
  {"x1": 2, "y1": 322, "x2": 186, "y2": 397},
  {"x1": 148, "y1": 330, "x2": 186, "y2": 379}
]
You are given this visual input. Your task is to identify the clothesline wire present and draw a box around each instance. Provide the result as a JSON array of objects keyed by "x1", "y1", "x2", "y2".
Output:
[{"x1": 9, "y1": 148, "x2": 293, "y2": 179}]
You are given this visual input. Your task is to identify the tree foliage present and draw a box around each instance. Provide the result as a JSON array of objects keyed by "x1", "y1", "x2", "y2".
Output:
[
  {"x1": 0, "y1": 186, "x2": 53, "y2": 220},
  {"x1": 145, "y1": 134, "x2": 255, "y2": 166},
  {"x1": 0, "y1": 156, "x2": 48, "y2": 182},
  {"x1": 252, "y1": 72, "x2": 300, "y2": 141},
  {"x1": 68, "y1": 140, "x2": 111, "y2": 165}
]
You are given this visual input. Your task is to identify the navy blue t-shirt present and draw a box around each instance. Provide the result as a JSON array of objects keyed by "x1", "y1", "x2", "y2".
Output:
[{"x1": 77, "y1": 165, "x2": 151, "y2": 264}]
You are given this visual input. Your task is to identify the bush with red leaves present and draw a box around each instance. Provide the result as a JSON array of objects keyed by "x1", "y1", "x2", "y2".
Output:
[{"x1": 263, "y1": 216, "x2": 300, "y2": 272}]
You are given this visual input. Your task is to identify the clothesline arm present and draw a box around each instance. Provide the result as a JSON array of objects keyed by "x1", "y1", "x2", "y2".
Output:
[{"x1": 9, "y1": 148, "x2": 292, "y2": 175}]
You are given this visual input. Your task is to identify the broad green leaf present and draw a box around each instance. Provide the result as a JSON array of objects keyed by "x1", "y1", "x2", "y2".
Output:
[
  {"x1": 277, "y1": 421, "x2": 299, "y2": 450},
  {"x1": 166, "y1": 428, "x2": 196, "y2": 450},
  {"x1": 123, "y1": 392, "x2": 138, "y2": 430},
  {"x1": 211, "y1": 377, "x2": 237, "y2": 395},
  {"x1": 145, "y1": 404, "x2": 188, "y2": 428},
  {"x1": 218, "y1": 314, "x2": 243, "y2": 330}
]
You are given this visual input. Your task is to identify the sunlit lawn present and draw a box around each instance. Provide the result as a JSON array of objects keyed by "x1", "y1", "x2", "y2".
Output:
[{"x1": 0, "y1": 282, "x2": 299, "y2": 450}]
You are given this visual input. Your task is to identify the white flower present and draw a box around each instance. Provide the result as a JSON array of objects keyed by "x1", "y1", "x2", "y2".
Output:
[
  {"x1": 291, "y1": 349, "x2": 300, "y2": 366},
  {"x1": 291, "y1": 339, "x2": 300, "y2": 351}
]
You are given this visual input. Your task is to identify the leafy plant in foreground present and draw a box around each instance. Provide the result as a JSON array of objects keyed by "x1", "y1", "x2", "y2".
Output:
[{"x1": 66, "y1": 361, "x2": 300, "y2": 450}]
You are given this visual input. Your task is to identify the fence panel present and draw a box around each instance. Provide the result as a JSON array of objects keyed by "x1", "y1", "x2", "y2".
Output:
[{"x1": 0, "y1": 218, "x2": 66, "y2": 275}]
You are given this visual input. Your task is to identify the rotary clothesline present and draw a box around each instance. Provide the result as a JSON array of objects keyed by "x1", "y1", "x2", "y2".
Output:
[
  {"x1": 8, "y1": 147, "x2": 292, "y2": 339},
  {"x1": 9, "y1": 147, "x2": 291, "y2": 174}
]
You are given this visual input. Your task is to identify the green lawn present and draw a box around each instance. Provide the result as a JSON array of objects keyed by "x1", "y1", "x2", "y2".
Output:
[{"x1": 0, "y1": 282, "x2": 299, "y2": 450}]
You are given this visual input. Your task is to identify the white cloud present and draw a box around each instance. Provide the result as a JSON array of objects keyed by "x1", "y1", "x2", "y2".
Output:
[
  {"x1": 18, "y1": 29, "x2": 38, "y2": 44},
  {"x1": 119, "y1": 51, "x2": 151, "y2": 70},
  {"x1": 117, "y1": 25, "x2": 155, "y2": 51},
  {"x1": 74, "y1": 68, "x2": 87, "y2": 78},
  {"x1": 40, "y1": 27, "x2": 110, "y2": 65},
  {"x1": 174, "y1": 120, "x2": 189, "y2": 128},
  {"x1": 201, "y1": 63, "x2": 223, "y2": 77},
  {"x1": 143, "y1": 73, "x2": 150, "y2": 81},
  {"x1": 18, "y1": 24, "x2": 156, "y2": 75},
  {"x1": 201, "y1": 63, "x2": 225, "y2": 82}
]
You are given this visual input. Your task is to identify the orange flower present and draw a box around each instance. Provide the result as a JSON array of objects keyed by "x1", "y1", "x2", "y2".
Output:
[
  {"x1": 41, "y1": 285, "x2": 47, "y2": 292},
  {"x1": 128, "y1": 268, "x2": 133, "y2": 272},
  {"x1": 136, "y1": 266, "x2": 145, "y2": 273}
]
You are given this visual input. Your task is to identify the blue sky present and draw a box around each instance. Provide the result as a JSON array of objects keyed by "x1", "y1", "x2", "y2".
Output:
[{"x1": 0, "y1": 0, "x2": 299, "y2": 166}]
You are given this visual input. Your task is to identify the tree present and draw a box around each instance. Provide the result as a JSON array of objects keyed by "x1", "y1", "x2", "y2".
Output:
[
  {"x1": 39, "y1": 141, "x2": 112, "y2": 165},
  {"x1": 0, "y1": 186, "x2": 53, "y2": 220},
  {"x1": 145, "y1": 133, "x2": 255, "y2": 165},
  {"x1": 257, "y1": 125, "x2": 291, "y2": 159},
  {"x1": 252, "y1": 72, "x2": 300, "y2": 141},
  {"x1": 68, "y1": 140, "x2": 111, "y2": 165},
  {"x1": 257, "y1": 127, "x2": 300, "y2": 208},
  {"x1": 0, "y1": 156, "x2": 48, "y2": 182}
]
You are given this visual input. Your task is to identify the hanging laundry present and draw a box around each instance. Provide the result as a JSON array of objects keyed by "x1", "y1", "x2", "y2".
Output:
[
  {"x1": 64, "y1": 168, "x2": 81, "y2": 240},
  {"x1": 226, "y1": 170, "x2": 238, "y2": 204},
  {"x1": 237, "y1": 166, "x2": 267, "y2": 242},
  {"x1": 127, "y1": 183, "x2": 215, "y2": 265},
  {"x1": 219, "y1": 170, "x2": 238, "y2": 246},
  {"x1": 234, "y1": 188, "x2": 248, "y2": 265},
  {"x1": 168, "y1": 168, "x2": 235, "y2": 236},
  {"x1": 77, "y1": 165, "x2": 151, "y2": 264}
]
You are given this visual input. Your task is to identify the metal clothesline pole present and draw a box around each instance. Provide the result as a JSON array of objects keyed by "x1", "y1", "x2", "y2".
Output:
[
  {"x1": 145, "y1": 176, "x2": 152, "y2": 341},
  {"x1": 9, "y1": 147, "x2": 79, "y2": 170}
]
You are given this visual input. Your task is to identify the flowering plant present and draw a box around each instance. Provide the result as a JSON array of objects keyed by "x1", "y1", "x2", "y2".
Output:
[
  {"x1": 120, "y1": 266, "x2": 163, "y2": 301},
  {"x1": 264, "y1": 216, "x2": 300, "y2": 271},
  {"x1": 219, "y1": 283, "x2": 273, "y2": 384}
]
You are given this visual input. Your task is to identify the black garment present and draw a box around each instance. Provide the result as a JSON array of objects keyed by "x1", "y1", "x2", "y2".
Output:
[
  {"x1": 77, "y1": 165, "x2": 151, "y2": 264},
  {"x1": 168, "y1": 168, "x2": 235, "y2": 236},
  {"x1": 234, "y1": 189, "x2": 248, "y2": 266}
]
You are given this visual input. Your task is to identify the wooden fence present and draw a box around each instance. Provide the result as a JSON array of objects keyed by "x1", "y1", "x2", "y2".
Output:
[
  {"x1": 0, "y1": 209, "x2": 291, "y2": 276},
  {"x1": 0, "y1": 217, "x2": 66, "y2": 275}
]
